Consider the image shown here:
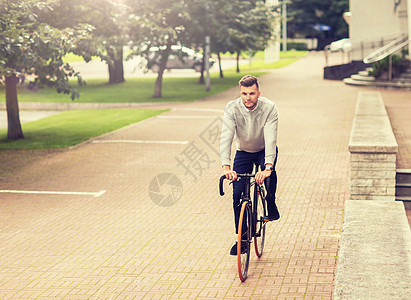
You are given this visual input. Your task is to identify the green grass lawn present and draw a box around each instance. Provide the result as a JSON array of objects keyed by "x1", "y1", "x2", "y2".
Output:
[
  {"x1": 226, "y1": 51, "x2": 307, "y2": 72},
  {"x1": 0, "y1": 109, "x2": 167, "y2": 149},
  {"x1": 222, "y1": 49, "x2": 306, "y2": 59},
  {"x1": 0, "y1": 50, "x2": 306, "y2": 150},
  {"x1": 7, "y1": 51, "x2": 304, "y2": 104},
  {"x1": 62, "y1": 53, "x2": 93, "y2": 63},
  {"x1": 252, "y1": 49, "x2": 307, "y2": 59},
  {"x1": 3, "y1": 71, "x2": 266, "y2": 103}
]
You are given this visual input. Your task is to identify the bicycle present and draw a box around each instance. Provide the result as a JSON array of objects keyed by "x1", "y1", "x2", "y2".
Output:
[{"x1": 219, "y1": 163, "x2": 271, "y2": 282}]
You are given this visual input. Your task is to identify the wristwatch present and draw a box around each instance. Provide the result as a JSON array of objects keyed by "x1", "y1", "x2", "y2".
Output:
[{"x1": 265, "y1": 165, "x2": 273, "y2": 171}]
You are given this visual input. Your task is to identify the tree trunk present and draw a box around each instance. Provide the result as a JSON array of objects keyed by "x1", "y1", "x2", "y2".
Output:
[
  {"x1": 217, "y1": 52, "x2": 224, "y2": 78},
  {"x1": 236, "y1": 51, "x2": 240, "y2": 73},
  {"x1": 5, "y1": 74, "x2": 24, "y2": 140},
  {"x1": 153, "y1": 46, "x2": 172, "y2": 98},
  {"x1": 108, "y1": 46, "x2": 125, "y2": 84},
  {"x1": 154, "y1": 64, "x2": 166, "y2": 98}
]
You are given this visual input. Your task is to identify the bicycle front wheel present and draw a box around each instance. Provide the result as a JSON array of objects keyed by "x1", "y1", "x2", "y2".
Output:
[
  {"x1": 237, "y1": 201, "x2": 251, "y2": 282},
  {"x1": 254, "y1": 186, "x2": 267, "y2": 258}
]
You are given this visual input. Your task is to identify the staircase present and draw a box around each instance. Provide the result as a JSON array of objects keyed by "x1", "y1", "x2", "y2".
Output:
[
  {"x1": 395, "y1": 67, "x2": 411, "y2": 82},
  {"x1": 396, "y1": 169, "x2": 411, "y2": 209},
  {"x1": 344, "y1": 34, "x2": 411, "y2": 89},
  {"x1": 344, "y1": 67, "x2": 411, "y2": 89}
]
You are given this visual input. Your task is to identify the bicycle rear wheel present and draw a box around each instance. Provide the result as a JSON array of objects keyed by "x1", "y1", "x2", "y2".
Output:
[
  {"x1": 237, "y1": 201, "x2": 251, "y2": 282},
  {"x1": 254, "y1": 186, "x2": 267, "y2": 258}
]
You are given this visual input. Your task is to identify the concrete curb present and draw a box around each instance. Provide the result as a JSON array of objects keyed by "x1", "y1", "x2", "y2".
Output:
[{"x1": 334, "y1": 200, "x2": 411, "y2": 299}]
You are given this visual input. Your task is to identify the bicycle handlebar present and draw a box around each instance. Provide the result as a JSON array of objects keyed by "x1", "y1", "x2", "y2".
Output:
[
  {"x1": 220, "y1": 173, "x2": 271, "y2": 197},
  {"x1": 219, "y1": 175, "x2": 227, "y2": 196},
  {"x1": 220, "y1": 174, "x2": 264, "y2": 196}
]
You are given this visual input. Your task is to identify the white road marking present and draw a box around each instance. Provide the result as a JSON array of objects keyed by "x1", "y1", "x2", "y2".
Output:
[
  {"x1": 92, "y1": 140, "x2": 188, "y2": 145},
  {"x1": 175, "y1": 107, "x2": 224, "y2": 113},
  {"x1": 157, "y1": 115, "x2": 217, "y2": 119},
  {"x1": 0, "y1": 190, "x2": 106, "y2": 198}
]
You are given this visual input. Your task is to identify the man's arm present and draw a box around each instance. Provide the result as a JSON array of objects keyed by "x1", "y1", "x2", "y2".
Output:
[
  {"x1": 263, "y1": 104, "x2": 278, "y2": 166},
  {"x1": 220, "y1": 103, "x2": 236, "y2": 180},
  {"x1": 220, "y1": 105, "x2": 236, "y2": 167},
  {"x1": 255, "y1": 104, "x2": 278, "y2": 185}
]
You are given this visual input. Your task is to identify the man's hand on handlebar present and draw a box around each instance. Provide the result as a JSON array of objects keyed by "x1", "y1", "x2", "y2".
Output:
[
  {"x1": 255, "y1": 170, "x2": 271, "y2": 185},
  {"x1": 222, "y1": 165, "x2": 237, "y2": 182}
]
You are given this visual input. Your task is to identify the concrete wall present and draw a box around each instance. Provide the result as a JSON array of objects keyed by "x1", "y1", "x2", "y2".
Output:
[
  {"x1": 348, "y1": 91, "x2": 398, "y2": 201},
  {"x1": 349, "y1": 0, "x2": 409, "y2": 60}
]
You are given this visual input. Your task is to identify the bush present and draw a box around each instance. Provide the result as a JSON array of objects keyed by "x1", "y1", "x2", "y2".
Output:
[
  {"x1": 369, "y1": 55, "x2": 404, "y2": 78},
  {"x1": 280, "y1": 42, "x2": 308, "y2": 51}
]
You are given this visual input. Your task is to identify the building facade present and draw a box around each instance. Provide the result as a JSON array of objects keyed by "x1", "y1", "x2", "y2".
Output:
[{"x1": 349, "y1": 0, "x2": 410, "y2": 61}]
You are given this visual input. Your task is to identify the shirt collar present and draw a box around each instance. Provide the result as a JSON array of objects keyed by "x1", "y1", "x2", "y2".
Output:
[{"x1": 241, "y1": 98, "x2": 260, "y2": 112}]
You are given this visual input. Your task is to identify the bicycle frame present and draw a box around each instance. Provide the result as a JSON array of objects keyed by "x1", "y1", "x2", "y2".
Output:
[
  {"x1": 219, "y1": 163, "x2": 271, "y2": 281},
  {"x1": 219, "y1": 164, "x2": 270, "y2": 238}
]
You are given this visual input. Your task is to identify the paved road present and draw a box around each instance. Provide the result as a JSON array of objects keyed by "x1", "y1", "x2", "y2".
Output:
[{"x1": 0, "y1": 52, "x2": 385, "y2": 299}]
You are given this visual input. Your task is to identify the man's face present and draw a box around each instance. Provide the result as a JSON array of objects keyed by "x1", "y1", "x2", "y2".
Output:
[{"x1": 240, "y1": 84, "x2": 260, "y2": 110}]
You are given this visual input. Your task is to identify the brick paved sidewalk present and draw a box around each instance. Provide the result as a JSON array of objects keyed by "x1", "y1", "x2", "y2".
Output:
[{"x1": 1, "y1": 52, "x2": 361, "y2": 299}]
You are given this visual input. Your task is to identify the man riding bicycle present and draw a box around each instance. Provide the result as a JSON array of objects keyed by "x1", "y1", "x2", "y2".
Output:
[{"x1": 220, "y1": 75, "x2": 279, "y2": 255}]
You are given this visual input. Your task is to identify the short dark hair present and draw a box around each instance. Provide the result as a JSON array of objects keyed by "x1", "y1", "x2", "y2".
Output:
[{"x1": 238, "y1": 75, "x2": 259, "y2": 90}]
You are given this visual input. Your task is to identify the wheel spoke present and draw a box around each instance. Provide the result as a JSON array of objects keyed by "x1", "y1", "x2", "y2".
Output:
[{"x1": 254, "y1": 186, "x2": 267, "y2": 258}]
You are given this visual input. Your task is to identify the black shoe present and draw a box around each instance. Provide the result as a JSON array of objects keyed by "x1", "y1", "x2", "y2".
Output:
[
  {"x1": 264, "y1": 203, "x2": 280, "y2": 221},
  {"x1": 229, "y1": 242, "x2": 247, "y2": 255}
]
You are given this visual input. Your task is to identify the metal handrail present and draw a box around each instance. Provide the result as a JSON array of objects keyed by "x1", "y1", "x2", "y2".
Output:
[
  {"x1": 350, "y1": 33, "x2": 403, "y2": 51},
  {"x1": 363, "y1": 34, "x2": 408, "y2": 63},
  {"x1": 324, "y1": 33, "x2": 409, "y2": 81},
  {"x1": 324, "y1": 33, "x2": 406, "y2": 67},
  {"x1": 362, "y1": 34, "x2": 409, "y2": 80}
]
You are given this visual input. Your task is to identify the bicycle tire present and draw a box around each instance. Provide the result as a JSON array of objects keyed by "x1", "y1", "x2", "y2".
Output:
[
  {"x1": 237, "y1": 201, "x2": 251, "y2": 282},
  {"x1": 254, "y1": 185, "x2": 267, "y2": 258}
]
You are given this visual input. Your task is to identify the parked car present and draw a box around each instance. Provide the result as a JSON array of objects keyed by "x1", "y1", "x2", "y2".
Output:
[
  {"x1": 329, "y1": 38, "x2": 352, "y2": 52},
  {"x1": 147, "y1": 45, "x2": 215, "y2": 72}
]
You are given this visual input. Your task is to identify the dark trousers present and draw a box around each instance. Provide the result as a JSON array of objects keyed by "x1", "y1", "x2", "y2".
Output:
[{"x1": 232, "y1": 148, "x2": 278, "y2": 233}]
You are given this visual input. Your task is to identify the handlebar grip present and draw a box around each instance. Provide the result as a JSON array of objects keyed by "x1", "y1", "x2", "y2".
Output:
[{"x1": 219, "y1": 175, "x2": 227, "y2": 196}]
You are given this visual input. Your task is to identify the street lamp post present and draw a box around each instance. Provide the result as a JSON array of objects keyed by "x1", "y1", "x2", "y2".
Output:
[
  {"x1": 264, "y1": 0, "x2": 280, "y2": 64},
  {"x1": 282, "y1": 1, "x2": 287, "y2": 52},
  {"x1": 408, "y1": 0, "x2": 411, "y2": 57},
  {"x1": 205, "y1": 36, "x2": 211, "y2": 92}
]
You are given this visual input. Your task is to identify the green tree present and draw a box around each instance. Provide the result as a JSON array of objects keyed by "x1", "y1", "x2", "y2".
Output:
[
  {"x1": 46, "y1": 0, "x2": 130, "y2": 84},
  {"x1": 184, "y1": 0, "x2": 221, "y2": 82},
  {"x1": 0, "y1": 0, "x2": 90, "y2": 140},
  {"x1": 288, "y1": 0, "x2": 349, "y2": 48},
  {"x1": 185, "y1": 0, "x2": 275, "y2": 79},
  {"x1": 224, "y1": 0, "x2": 275, "y2": 73},
  {"x1": 90, "y1": 0, "x2": 130, "y2": 84},
  {"x1": 128, "y1": 0, "x2": 189, "y2": 98}
]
